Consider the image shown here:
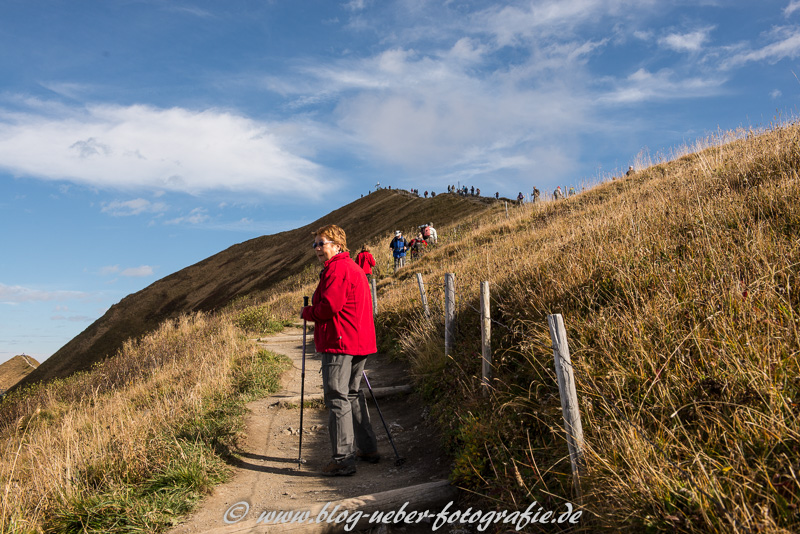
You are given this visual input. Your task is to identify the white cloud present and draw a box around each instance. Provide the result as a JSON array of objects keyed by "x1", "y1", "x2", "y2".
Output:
[
  {"x1": 101, "y1": 198, "x2": 168, "y2": 216},
  {"x1": 601, "y1": 68, "x2": 726, "y2": 103},
  {"x1": 0, "y1": 103, "x2": 329, "y2": 199},
  {"x1": 99, "y1": 265, "x2": 120, "y2": 276},
  {"x1": 771, "y1": 89, "x2": 783, "y2": 98},
  {"x1": 50, "y1": 315, "x2": 94, "y2": 322},
  {"x1": 0, "y1": 283, "x2": 88, "y2": 303},
  {"x1": 724, "y1": 26, "x2": 800, "y2": 67},
  {"x1": 120, "y1": 266, "x2": 154, "y2": 277},
  {"x1": 786, "y1": 1, "x2": 800, "y2": 16},
  {"x1": 476, "y1": 0, "x2": 656, "y2": 47},
  {"x1": 659, "y1": 28, "x2": 713, "y2": 53},
  {"x1": 165, "y1": 207, "x2": 210, "y2": 226},
  {"x1": 343, "y1": 0, "x2": 368, "y2": 11}
]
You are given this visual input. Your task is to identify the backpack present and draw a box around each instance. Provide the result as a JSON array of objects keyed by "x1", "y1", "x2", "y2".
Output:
[{"x1": 391, "y1": 237, "x2": 406, "y2": 252}]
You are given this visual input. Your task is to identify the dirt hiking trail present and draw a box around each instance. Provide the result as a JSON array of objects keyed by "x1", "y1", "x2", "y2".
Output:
[{"x1": 169, "y1": 326, "x2": 457, "y2": 534}]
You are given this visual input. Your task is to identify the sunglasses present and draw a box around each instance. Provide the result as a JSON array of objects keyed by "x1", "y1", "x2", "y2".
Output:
[{"x1": 312, "y1": 240, "x2": 336, "y2": 249}]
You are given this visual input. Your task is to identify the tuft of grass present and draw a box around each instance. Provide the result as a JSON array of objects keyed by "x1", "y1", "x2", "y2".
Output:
[{"x1": 232, "y1": 305, "x2": 290, "y2": 335}]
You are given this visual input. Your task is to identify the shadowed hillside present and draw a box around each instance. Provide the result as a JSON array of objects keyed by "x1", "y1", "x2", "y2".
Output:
[
  {"x1": 0, "y1": 355, "x2": 39, "y2": 394},
  {"x1": 13, "y1": 189, "x2": 498, "y2": 390}
]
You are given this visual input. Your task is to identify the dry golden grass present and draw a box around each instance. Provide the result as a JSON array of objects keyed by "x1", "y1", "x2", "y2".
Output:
[
  {"x1": 365, "y1": 123, "x2": 800, "y2": 532},
  {"x1": 0, "y1": 313, "x2": 289, "y2": 533}
]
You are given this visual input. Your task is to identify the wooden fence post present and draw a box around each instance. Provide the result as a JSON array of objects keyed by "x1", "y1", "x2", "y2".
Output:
[
  {"x1": 370, "y1": 277, "x2": 378, "y2": 314},
  {"x1": 416, "y1": 273, "x2": 430, "y2": 318},
  {"x1": 480, "y1": 281, "x2": 492, "y2": 395},
  {"x1": 444, "y1": 273, "x2": 455, "y2": 357},
  {"x1": 547, "y1": 313, "x2": 586, "y2": 499}
]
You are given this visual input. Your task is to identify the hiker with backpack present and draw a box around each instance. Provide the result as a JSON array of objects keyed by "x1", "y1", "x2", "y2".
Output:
[
  {"x1": 356, "y1": 244, "x2": 376, "y2": 279},
  {"x1": 389, "y1": 231, "x2": 407, "y2": 272},
  {"x1": 427, "y1": 222, "x2": 437, "y2": 245},
  {"x1": 408, "y1": 233, "x2": 427, "y2": 260}
]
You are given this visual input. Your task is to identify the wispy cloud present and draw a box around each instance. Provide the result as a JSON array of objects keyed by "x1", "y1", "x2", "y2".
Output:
[
  {"x1": 0, "y1": 103, "x2": 329, "y2": 199},
  {"x1": 165, "y1": 207, "x2": 210, "y2": 225},
  {"x1": 659, "y1": 27, "x2": 714, "y2": 53},
  {"x1": 120, "y1": 266, "x2": 154, "y2": 277},
  {"x1": 98, "y1": 265, "x2": 155, "y2": 277},
  {"x1": 600, "y1": 68, "x2": 726, "y2": 103},
  {"x1": 0, "y1": 283, "x2": 88, "y2": 304},
  {"x1": 50, "y1": 314, "x2": 94, "y2": 322},
  {"x1": 343, "y1": 0, "x2": 368, "y2": 12},
  {"x1": 723, "y1": 26, "x2": 800, "y2": 67},
  {"x1": 101, "y1": 198, "x2": 168, "y2": 216},
  {"x1": 786, "y1": 1, "x2": 800, "y2": 17}
]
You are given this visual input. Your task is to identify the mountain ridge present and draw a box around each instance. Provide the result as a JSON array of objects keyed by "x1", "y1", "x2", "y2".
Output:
[
  {"x1": 13, "y1": 189, "x2": 500, "y2": 391},
  {"x1": 0, "y1": 354, "x2": 39, "y2": 394}
]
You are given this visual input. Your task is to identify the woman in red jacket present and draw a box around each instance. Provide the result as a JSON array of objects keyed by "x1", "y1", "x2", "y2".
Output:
[
  {"x1": 356, "y1": 244, "x2": 376, "y2": 278},
  {"x1": 301, "y1": 224, "x2": 379, "y2": 476}
]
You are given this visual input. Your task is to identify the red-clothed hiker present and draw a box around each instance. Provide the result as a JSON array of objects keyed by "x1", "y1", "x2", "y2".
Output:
[{"x1": 356, "y1": 244, "x2": 376, "y2": 277}]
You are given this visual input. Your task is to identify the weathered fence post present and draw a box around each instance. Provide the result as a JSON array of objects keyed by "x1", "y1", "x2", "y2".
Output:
[
  {"x1": 416, "y1": 273, "x2": 430, "y2": 318},
  {"x1": 505, "y1": 201, "x2": 509, "y2": 219},
  {"x1": 480, "y1": 281, "x2": 492, "y2": 396},
  {"x1": 370, "y1": 277, "x2": 378, "y2": 314},
  {"x1": 444, "y1": 273, "x2": 455, "y2": 357},
  {"x1": 547, "y1": 313, "x2": 586, "y2": 499}
]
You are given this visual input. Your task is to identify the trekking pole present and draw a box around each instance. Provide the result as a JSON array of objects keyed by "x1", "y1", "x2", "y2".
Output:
[
  {"x1": 298, "y1": 296, "x2": 309, "y2": 469},
  {"x1": 362, "y1": 371, "x2": 406, "y2": 467}
]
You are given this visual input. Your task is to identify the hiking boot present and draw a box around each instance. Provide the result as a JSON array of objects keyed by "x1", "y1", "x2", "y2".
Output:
[
  {"x1": 321, "y1": 460, "x2": 356, "y2": 476},
  {"x1": 357, "y1": 450, "x2": 381, "y2": 464}
]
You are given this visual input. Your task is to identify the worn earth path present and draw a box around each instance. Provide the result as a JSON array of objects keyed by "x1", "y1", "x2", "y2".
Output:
[{"x1": 168, "y1": 326, "x2": 456, "y2": 534}]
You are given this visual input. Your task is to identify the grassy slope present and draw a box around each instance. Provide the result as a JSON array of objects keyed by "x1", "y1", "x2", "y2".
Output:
[
  {"x1": 366, "y1": 125, "x2": 800, "y2": 533},
  {"x1": 0, "y1": 357, "x2": 38, "y2": 394},
  {"x1": 0, "y1": 313, "x2": 290, "y2": 534}
]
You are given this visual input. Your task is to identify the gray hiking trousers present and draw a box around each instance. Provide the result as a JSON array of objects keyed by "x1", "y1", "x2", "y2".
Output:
[{"x1": 320, "y1": 353, "x2": 378, "y2": 463}]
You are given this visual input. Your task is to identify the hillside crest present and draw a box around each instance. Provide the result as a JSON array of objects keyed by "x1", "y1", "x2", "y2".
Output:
[{"x1": 13, "y1": 189, "x2": 499, "y2": 391}]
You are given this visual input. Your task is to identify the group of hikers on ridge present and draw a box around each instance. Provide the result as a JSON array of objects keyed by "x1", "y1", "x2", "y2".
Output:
[{"x1": 388, "y1": 223, "x2": 437, "y2": 272}]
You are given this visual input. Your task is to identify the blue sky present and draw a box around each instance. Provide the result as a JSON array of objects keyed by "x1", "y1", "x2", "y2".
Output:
[{"x1": 2, "y1": 0, "x2": 800, "y2": 365}]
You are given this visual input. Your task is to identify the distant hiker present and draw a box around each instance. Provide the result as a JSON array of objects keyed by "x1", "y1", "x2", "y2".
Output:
[
  {"x1": 554, "y1": 186, "x2": 564, "y2": 200},
  {"x1": 408, "y1": 234, "x2": 427, "y2": 260},
  {"x1": 389, "y1": 230, "x2": 408, "y2": 272},
  {"x1": 495, "y1": 192, "x2": 499, "y2": 199},
  {"x1": 532, "y1": 187, "x2": 540, "y2": 202},
  {"x1": 476, "y1": 188, "x2": 480, "y2": 196},
  {"x1": 471, "y1": 186, "x2": 475, "y2": 196},
  {"x1": 424, "y1": 190, "x2": 428, "y2": 198},
  {"x1": 517, "y1": 192, "x2": 524, "y2": 205},
  {"x1": 626, "y1": 166, "x2": 634, "y2": 177},
  {"x1": 431, "y1": 191, "x2": 435, "y2": 197},
  {"x1": 568, "y1": 186, "x2": 576, "y2": 197},
  {"x1": 356, "y1": 244, "x2": 376, "y2": 278},
  {"x1": 302, "y1": 224, "x2": 379, "y2": 476}
]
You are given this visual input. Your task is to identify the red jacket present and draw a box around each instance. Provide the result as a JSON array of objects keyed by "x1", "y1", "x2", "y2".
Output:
[
  {"x1": 301, "y1": 252, "x2": 376, "y2": 355},
  {"x1": 356, "y1": 251, "x2": 376, "y2": 275}
]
